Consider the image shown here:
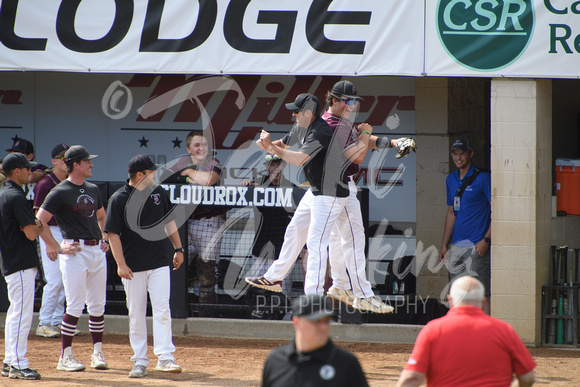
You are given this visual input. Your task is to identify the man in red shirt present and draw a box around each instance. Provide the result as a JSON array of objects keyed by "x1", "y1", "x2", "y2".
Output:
[{"x1": 396, "y1": 276, "x2": 536, "y2": 387}]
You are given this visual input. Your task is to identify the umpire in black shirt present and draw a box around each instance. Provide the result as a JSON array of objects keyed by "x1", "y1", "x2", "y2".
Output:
[{"x1": 262, "y1": 294, "x2": 368, "y2": 387}]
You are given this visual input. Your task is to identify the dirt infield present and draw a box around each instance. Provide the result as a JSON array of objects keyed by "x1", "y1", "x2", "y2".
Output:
[{"x1": 3, "y1": 333, "x2": 580, "y2": 386}]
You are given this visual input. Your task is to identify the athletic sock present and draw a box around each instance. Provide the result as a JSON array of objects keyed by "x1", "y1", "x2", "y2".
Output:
[
  {"x1": 89, "y1": 315, "x2": 104, "y2": 351},
  {"x1": 61, "y1": 313, "x2": 79, "y2": 353}
]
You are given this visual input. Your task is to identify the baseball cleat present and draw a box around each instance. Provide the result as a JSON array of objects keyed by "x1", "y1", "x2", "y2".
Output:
[
  {"x1": 57, "y1": 355, "x2": 86, "y2": 372},
  {"x1": 327, "y1": 286, "x2": 355, "y2": 307},
  {"x1": 2, "y1": 363, "x2": 9, "y2": 377},
  {"x1": 353, "y1": 296, "x2": 394, "y2": 314},
  {"x1": 36, "y1": 324, "x2": 60, "y2": 338},
  {"x1": 8, "y1": 367, "x2": 41, "y2": 380},
  {"x1": 91, "y1": 352, "x2": 108, "y2": 370},
  {"x1": 245, "y1": 276, "x2": 283, "y2": 292},
  {"x1": 154, "y1": 360, "x2": 182, "y2": 373},
  {"x1": 129, "y1": 364, "x2": 148, "y2": 378}
]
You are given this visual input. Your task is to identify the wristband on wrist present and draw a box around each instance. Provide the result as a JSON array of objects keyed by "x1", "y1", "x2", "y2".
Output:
[
  {"x1": 375, "y1": 136, "x2": 392, "y2": 149},
  {"x1": 185, "y1": 176, "x2": 190, "y2": 184},
  {"x1": 175, "y1": 247, "x2": 184, "y2": 253},
  {"x1": 37, "y1": 219, "x2": 43, "y2": 228},
  {"x1": 361, "y1": 130, "x2": 371, "y2": 136},
  {"x1": 58, "y1": 247, "x2": 63, "y2": 254}
]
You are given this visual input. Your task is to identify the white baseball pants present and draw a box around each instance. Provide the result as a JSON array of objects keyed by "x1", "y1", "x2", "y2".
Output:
[
  {"x1": 263, "y1": 189, "x2": 313, "y2": 283},
  {"x1": 122, "y1": 266, "x2": 176, "y2": 366},
  {"x1": 329, "y1": 180, "x2": 375, "y2": 298},
  {"x1": 303, "y1": 194, "x2": 347, "y2": 295},
  {"x1": 60, "y1": 242, "x2": 107, "y2": 317},
  {"x1": 4, "y1": 267, "x2": 37, "y2": 369},
  {"x1": 38, "y1": 225, "x2": 66, "y2": 326}
]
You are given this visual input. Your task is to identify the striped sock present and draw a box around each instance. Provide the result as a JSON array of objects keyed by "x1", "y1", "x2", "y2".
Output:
[
  {"x1": 89, "y1": 315, "x2": 104, "y2": 348},
  {"x1": 61, "y1": 313, "x2": 79, "y2": 353}
]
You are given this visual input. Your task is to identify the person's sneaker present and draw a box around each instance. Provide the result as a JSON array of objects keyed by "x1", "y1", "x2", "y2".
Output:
[
  {"x1": 353, "y1": 296, "x2": 394, "y2": 314},
  {"x1": 91, "y1": 352, "x2": 108, "y2": 370},
  {"x1": 57, "y1": 355, "x2": 86, "y2": 372},
  {"x1": 129, "y1": 364, "x2": 148, "y2": 378},
  {"x1": 9, "y1": 367, "x2": 41, "y2": 380},
  {"x1": 245, "y1": 276, "x2": 283, "y2": 292},
  {"x1": 327, "y1": 286, "x2": 355, "y2": 306},
  {"x1": 154, "y1": 359, "x2": 182, "y2": 373},
  {"x1": 36, "y1": 324, "x2": 60, "y2": 338},
  {"x1": 2, "y1": 363, "x2": 9, "y2": 377}
]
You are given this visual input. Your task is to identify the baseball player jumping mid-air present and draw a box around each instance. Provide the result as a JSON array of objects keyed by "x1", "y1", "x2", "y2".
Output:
[{"x1": 324, "y1": 80, "x2": 416, "y2": 312}]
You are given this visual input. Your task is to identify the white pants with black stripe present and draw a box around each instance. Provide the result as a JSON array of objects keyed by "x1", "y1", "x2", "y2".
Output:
[
  {"x1": 263, "y1": 189, "x2": 313, "y2": 284},
  {"x1": 329, "y1": 180, "x2": 375, "y2": 298},
  {"x1": 3, "y1": 267, "x2": 37, "y2": 369},
  {"x1": 122, "y1": 266, "x2": 176, "y2": 366},
  {"x1": 264, "y1": 188, "x2": 347, "y2": 295}
]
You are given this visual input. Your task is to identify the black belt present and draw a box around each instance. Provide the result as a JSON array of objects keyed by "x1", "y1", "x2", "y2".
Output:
[{"x1": 73, "y1": 239, "x2": 100, "y2": 246}]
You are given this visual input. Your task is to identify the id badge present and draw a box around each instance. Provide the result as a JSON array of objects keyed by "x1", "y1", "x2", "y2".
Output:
[{"x1": 453, "y1": 196, "x2": 461, "y2": 212}]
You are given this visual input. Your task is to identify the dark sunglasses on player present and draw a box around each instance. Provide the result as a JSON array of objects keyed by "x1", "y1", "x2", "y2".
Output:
[{"x1": 340, "y1": 98, "x2": 358, "y2": 106}]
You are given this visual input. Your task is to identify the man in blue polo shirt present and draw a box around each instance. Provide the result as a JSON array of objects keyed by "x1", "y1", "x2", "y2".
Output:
[{"x1": 439, "y1": 138, "x2": 491, "y2": 314}]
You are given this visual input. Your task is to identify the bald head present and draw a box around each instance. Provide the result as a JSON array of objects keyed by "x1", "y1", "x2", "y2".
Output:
[{"x1": 449, "y1": 276, "x2": 485, "y2": 308}]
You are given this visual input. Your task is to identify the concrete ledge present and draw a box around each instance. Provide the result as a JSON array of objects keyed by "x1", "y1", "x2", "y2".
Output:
[{"x1": 3, "y1": 313, "x2": 422, "y2": 344}]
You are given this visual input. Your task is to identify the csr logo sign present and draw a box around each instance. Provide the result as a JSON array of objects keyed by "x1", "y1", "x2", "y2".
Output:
[{"x1": 436, "y1": 0, "x2": 535, "y2": 71}]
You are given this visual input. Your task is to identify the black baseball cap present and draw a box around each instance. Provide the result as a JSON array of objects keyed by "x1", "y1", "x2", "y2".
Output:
[
  {"x1": 128, "y1": 154, "x2": 157, "y2": 174},
  {"x1": 450, "y1": 138, "x2": 473, "y2": 152},
  {"x1": 51, "y1": 143, "x2": 70, "y2": 159},
  {"x1": 2, "y1": 152, "x2": 37, "y2": 172},
  {"x1": 331, "y1": 80, "x2": 362, "y2": 100},
  {"x1": 6, "y1": 139, "x2": 34, "y2": 155},
  {"x1": 291, "y1": 294, "x2": 337, "y2": 321},
  {"x1": 285, "y1": 93, "x2": 320, "y2": 115},
  {"x1": 63, "y1": 145, "x2": 97, "y2": 165}
]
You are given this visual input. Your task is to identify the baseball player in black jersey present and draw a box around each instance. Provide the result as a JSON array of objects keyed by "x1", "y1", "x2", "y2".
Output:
[
  {"x1": 0, "y1": 153, "x2": 42, "y2": 380},
  {"x1": 105, "y1": 155, "x2": 184, "y2": 378},
  {"x1": 36, "y1": 145, "x2": 109, "y2": 372},
  {"x1": 246, "y1": 93, "x2": 349, "y2": 295}
]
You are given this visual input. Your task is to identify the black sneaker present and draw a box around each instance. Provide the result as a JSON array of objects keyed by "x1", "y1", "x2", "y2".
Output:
[
  {"x1": 9, "y1": 367, "x2": 41, "y2": 380},
  {"x1": 2, "y1": 363, "x2": 9, "y2": 377},
  {"x1": 245, "y1": 276, "x2": 283, "y2": 292}
]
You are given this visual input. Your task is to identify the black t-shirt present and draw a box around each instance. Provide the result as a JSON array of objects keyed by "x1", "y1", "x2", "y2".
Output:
[
  {"x1": 282, "y1": 117, "x2": 348, "y2": 198},
  {"x1": 105, "y1": 183, "x2": 174, "y2": 272},
  {"x1": 0, "y1": 180, "x2": 40, "y2": 276},
  {"x1": 262, "y1": 339, "x2": 369, "y2": 387},
  {"x1": 40, "y1": 180, "x2": 104, "y2": 240}
]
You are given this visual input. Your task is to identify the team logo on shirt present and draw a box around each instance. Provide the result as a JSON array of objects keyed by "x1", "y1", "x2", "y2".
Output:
[
  {"x1": 319, "y1": 365, "x2": 335, "y2": 380},
  {"x1": 151, "y1": 193, "x2": 161, "y2": 205},
  {"x1": 73, "y1": 194, "x2": 96, "y2": 217}
]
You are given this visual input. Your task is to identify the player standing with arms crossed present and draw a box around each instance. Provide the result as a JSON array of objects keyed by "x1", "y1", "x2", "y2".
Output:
[
  {"x1": 105, "y1": 155, "x2": 184, "y2": 378},
  {"x1": 36, "y1": 145, "x2": 109, "y2": 372},
  {"x1": 0, "y1": 153, "x2": 42, "y2": 380},
  {"x1": 165, "y1": 130, "x2": 227, "y2": 317}
]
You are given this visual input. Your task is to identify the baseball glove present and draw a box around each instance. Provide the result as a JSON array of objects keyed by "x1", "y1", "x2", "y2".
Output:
[{"x1": 394, "y1": 137, "x2": 417, "y2": 159}]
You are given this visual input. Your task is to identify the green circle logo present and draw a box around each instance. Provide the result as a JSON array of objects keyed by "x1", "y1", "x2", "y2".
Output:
[{"x1": 436, "y1": 0, "x2": 535, "y2": 71}]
